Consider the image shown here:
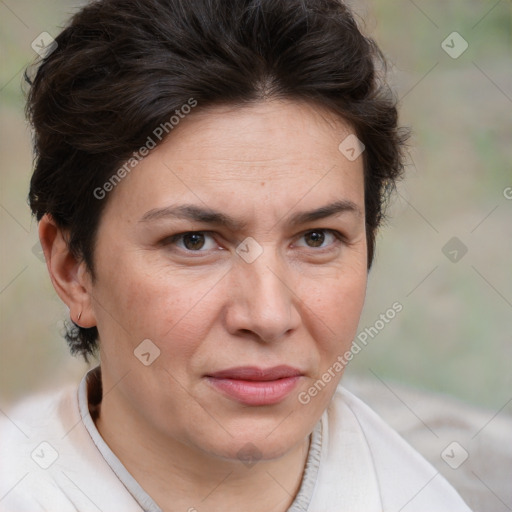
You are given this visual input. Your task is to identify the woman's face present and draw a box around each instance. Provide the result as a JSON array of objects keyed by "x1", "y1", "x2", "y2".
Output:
[{"x1": 87, "y1": 99, "x2": 367, "y2": 461}]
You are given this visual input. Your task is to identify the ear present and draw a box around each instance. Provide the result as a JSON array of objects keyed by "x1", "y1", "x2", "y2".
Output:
[{"x1": 38, "y1": 214, "x2": 96, "y2": 328}]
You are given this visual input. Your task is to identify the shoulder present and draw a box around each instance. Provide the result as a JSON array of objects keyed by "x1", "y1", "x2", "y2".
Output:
[
  {"x1": 0, "y1": 384, "x2": 141, "y2": 512},
  {"x1": 320, "y1": 385, "x2": 473, "y2": 511},
  {"x1": 341, "y1": 378, "x2": 512, "y2": 512},
  {"x1": 0, "y1": 386, "x2": 77, "y2": 511},
  {"x1": 0, "y1": 385, "x2": 78, "y2": 467}
]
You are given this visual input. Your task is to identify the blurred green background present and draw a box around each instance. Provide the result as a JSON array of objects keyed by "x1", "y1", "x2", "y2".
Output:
[{"x1": 1, "y1": 1, "x2": 511, "y2": 411}]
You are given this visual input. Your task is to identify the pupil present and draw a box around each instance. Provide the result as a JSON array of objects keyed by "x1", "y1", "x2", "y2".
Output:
[
  {"x1": 307, "y1": 231, "x2": 324, "y2": 247},
  {"x1": 184, "y1": 233, "x2": 205, "y2": 250}
]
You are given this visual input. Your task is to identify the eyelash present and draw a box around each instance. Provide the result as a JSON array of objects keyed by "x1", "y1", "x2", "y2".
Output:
[{"x1": 162, "y1": 229, "x2": 345, "y2": 255}]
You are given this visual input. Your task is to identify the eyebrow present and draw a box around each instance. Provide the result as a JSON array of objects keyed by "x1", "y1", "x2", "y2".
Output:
[{"x1": 139, "y1": 200, "x2": 361, "y2": 230}]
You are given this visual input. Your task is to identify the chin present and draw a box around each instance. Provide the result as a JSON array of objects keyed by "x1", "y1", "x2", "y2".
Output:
[
  {"x1": 211, "y1": 436, "x2": 300, "y2": 465},
  {"x1": 200, "y1": 419, "x2": 309, "y2": 464}
]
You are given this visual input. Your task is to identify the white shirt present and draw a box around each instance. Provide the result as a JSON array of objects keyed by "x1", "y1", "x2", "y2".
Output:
[{"x1": 0, "y1": 367, "x2": 472, "y2": 511}]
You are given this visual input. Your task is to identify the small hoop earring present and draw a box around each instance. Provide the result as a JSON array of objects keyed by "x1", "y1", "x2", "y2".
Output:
[{"x1": 77, "y1": 311, "x2": 82, "y2": 322}]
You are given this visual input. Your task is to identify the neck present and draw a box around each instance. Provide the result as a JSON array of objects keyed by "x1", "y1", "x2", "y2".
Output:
[{"x1": 95, "y1": 384, "x2": 311, "y2": 512}]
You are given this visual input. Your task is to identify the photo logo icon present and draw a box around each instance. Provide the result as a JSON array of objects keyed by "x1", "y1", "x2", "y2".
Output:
[
  {"x1": 237, "y1": 442, "x2": 263, "y2": 468},
  {"x1": 441, "y1": 441, "x2": 469, "y2": 469},
  {"x1": 442, "y1": 236, "x2": 468, "y2": 263},
  {"x1": 31, "y1": 241, "x2": 46, "y2": 263},
  {"x1": 134, "y1": 338, "x2": 161, "y2": 366},
  {"x1": 31, "y1": 32, "x2": 58, "y2": 57},
  {"x1": 441, "y1": 32, "x2": 469, "y2": 59},
  {"x1": 31, "y1": 441, "x2": 59, "y2": 469},
  {"x1": 338, "y1": 134, "x2": 365, "y2": 161},
  {"x1": 236, "y1": 237, "x2": 263, "y2": 264}
]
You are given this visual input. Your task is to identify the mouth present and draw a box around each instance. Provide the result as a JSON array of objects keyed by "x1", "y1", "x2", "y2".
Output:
[{"x1": 205, "y1": 366, "x2": 303, "y2": 406}]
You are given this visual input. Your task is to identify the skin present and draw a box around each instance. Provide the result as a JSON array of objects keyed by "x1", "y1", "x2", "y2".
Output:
[{"x1": 40, "y1": 99, "x2": 368, "y2": 512}]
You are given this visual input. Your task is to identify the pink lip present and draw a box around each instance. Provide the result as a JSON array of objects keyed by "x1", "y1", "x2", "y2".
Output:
[{"x1": 205, "y1": 366, "x2": 303, "y2": 406}]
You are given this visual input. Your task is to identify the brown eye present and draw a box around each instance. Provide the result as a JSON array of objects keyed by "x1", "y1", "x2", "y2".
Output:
[
  {"x1": 304, "y1": 230, "x2": 326, "y2": 247},
  {"x1": 295, "y1": 229, "x2": 341, "y2": 250},
  {"x1": 162, "y1": 231, "x2": 220, "y2": 254},
  {"x1": 182, "y1": 232, "x2": 206, "y2": 250}
]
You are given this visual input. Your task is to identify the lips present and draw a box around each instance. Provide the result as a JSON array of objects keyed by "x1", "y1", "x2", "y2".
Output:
[
  {"x1": 208, "y1": 365, "x2": 302, "y2": 381},
  {"x1": 205, "y1": 366, "x2": 303, "y2": 406}
]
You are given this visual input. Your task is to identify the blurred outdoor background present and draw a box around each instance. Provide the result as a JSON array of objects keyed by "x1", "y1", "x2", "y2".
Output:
[{"x1": 1, "y1": 0, "x2": 511, "y2": 414}]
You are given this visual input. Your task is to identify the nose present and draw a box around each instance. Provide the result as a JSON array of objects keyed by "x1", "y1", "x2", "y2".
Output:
[{"x1": 224, "y1": 248, "x2": 301, "y2": 343}]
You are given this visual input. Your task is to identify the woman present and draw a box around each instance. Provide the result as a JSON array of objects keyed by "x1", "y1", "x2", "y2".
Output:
[{"x1": 0, "y1": 0, "x2": 472, "y2": 510}]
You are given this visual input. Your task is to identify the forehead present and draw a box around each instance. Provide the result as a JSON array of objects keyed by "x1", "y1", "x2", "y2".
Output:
[
  {"x1": 101, "y1": 99, "x2": 364, "y2": 223},
  {"x1": 164, "y1": 99, "x2": 355, "y2": 171}
]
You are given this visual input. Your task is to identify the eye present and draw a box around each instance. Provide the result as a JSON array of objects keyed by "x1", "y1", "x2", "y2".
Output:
[
  {"x1": 167, "y1": 231, "x2": 219, "y2": 252},
  {"x1": 295, "y1": 229, "x2": 341, "y2": 249}
]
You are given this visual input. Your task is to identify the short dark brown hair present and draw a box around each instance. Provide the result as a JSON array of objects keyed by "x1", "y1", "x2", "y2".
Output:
[{"x1": 26, "y1": 0, "x2": 409, "y2": 358}]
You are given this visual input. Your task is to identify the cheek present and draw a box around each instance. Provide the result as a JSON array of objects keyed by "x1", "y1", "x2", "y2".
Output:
[
  {"x1": 300, "y1": 263, "x2": 367, "y2": 346},
  {"x1": 296, "y1": 267, "x2": 366, "y2": 412},
  {"x1": 93, "y1": 253, "x2": 223, "y2": 362}
]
